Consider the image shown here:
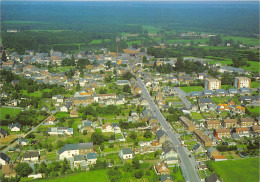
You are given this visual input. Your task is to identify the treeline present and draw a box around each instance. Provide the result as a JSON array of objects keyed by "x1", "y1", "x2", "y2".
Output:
[
  {"x1": 0, "y1": 110, "x2": 48, "y2": 126},
  {"x1": 1, "y1": 70, "x2": 67, "y2": 100},
  {"x1": 147, "y1": 46, "x2": 259, "y2": 63},
  {"x1": 79, "y1": 105, "x2": 123, "y2": 118}
]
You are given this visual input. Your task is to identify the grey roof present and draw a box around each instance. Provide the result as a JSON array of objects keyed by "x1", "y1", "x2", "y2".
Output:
[
  {"x1": 87, "y1": 153, "x2": 97, "y2": 159},
  {"x1": 73, "y1": 155, "x2": 85, "y2": 161},
  {"x1": 191, "y1": 91, "x2": 202, "y2": 97},
  {"x1": 205, "y1": 173, "x2": 222, "y2": 182},
  {"x1": 160, "y1": 175, "x2": 173, "y2": 182},
  {"x1": 199, "y1": 98, "x2": 212, "y2": 104},
  {"x1": 162, "y1": 140, "x2": 175, "y2": 154},
  {"x1": 240, "y1": 88, "x2": 250, "y2": 92},
  {"x1": 23, "y1": 152, "x2": 39, "y2": 158},
  {"x1": 17, "y1": 137, "x2": 29, "y2": 144},
  {"x1": 203, "y1": 90, "x2": 213, "y2": 95},
  {"x1": 122, "y1": 148, "x2": 133, "y2": 155},
  {"x1": 156, "y1": 130, "x2": 166, "y2": 139},
  {"x1": 0, "y1": 152, "x2": 10, "y2": 162},
  {"x1": 228, "y1": 89, "x2": 239, "y2": 94},
  {"x1": 0, "y1": 128, "x2": 9, "y2": 135},
  {"x1": 8, "y1": 122, "x2": 21, "y2": 129}
]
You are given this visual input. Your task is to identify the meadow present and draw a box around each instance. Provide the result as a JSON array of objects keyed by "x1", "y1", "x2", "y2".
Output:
[
  {"x1": 209, "y1": 157, "x2": 260, "y2": 182},
  {"x1": 0, "y1": 107, "x2": 22, "y2": 120}
]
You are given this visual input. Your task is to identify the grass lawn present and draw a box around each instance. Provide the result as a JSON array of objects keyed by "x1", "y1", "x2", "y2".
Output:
[
  {"x1": 0, "y1": 107, "x2": 22, "y2": 120},
  {"x1": 89, "y1": 39, "x2": 110, "y2": 45},
  {"x1": 222, "y1": 36, "x2": 259, "y2": 46},
  {"x1": 221, "y1": 85, "x2": 234, "y2": 90},
  {"x1": 191, "y1": 112, "x2": 204, "y2": 120},
  {"x1": 209, "y1": 157, "x2": 260, "y2": 182},
  {"x1": 251, "y1": 81, "x2": 260, "y2": 88},
  {"x1": 34, "y1": 170, "x2": 109, "y2": 182},
  {"x1": 242, "y1": 61, "x2": 260, "y2": 72},
  {"x1": 55, "y1": 112, "x2": 70, "y2": 119},
  {"x1": 247, "y1": 106, "x2": 260, "y2": 114},
  {"x1": 180, "y1": 86, "x2": 204, "y2": 93},
  {"x1": 55, "y1": 66, "x2": 75, "y2": 72},
  {"x1": 21, "y1": 90, "x2": 43, "y2": 98}
]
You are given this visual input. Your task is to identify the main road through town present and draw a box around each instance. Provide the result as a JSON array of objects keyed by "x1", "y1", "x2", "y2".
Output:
[{"x1": 135, "y1": 75, "x2": 201, "y2": 182}]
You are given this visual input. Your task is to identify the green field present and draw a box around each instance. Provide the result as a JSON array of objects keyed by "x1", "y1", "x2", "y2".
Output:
[
  {"x1": 191, "y1": 112, "x2": 204, "y2": 120},
  {"x1": 247, "y1": 106, "x2": 260, "y2": 114},
  {"x1": 142, "y1": 25, "x2": 162, "y2": 34},
  {"x1": 89, "y1": 39, "x2": 110, "y2": 45},
  {"x1": 180, "y1": 86, "x2": 204, "y2": 93},
  {"x1": 34, "y1": 170, "x2": 109, "y2": 182},
  {"x1": 209, "y1": 157, "x2": 260, "y2": 182},
  {"x1": 222, "y1": 36, "x2": 259, "y2": 46},
  {"x1": 251, "y1": 81, "x2": 260, "y2": 88},
  {"x1": 0, "y1": 107, "x2": 22, "y2": 120},
  {"x1": 242, "y1": 61, "x2": 260, "y2": 72}
]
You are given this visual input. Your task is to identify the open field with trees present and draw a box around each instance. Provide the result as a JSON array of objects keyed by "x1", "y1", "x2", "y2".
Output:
[{"x1": 0, "y1": 107, "x2": 22, "y2": 120}]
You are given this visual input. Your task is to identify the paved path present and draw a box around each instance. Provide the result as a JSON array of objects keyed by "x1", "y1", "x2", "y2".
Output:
[
  {"x1": 135, "y1": 75, "x2": 200, "y2": 182},
  {"x1": 173, "y1": 87, "x2": 192, "y2": 109}
]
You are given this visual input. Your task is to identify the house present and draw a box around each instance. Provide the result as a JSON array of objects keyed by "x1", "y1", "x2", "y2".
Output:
[
  {"x1": 190, "y1": 91, "x2": 202, "y2": 98},
  {"x1": 70, "y1": 109, "x2": 79, "y2": 118},
  {"x1": 206, "y1": 120, "x2": 221, "y2": 129},
  {"x1": 0, "y1": 153, "x2": 10, "y2": 165},
  {"x1": 198, "y1": 98, "x2": 212, "y2": 105},
  {"x1": 2, "y1": 164, "x2": 17, "y2": 178},
  {"x1": 86, "y1": 153, "x2": 98, "y2": 164},
  {"x1": 116, "y1": 80, "x2": 130, "y2": 86},
  {"x1": 23, "y1": 151, "x2": 40, "y2": 162},
  {"x1": 80, "y1": 120, "x2": 93, "y2": 132},
  {"x1": 207, "y1": 147, "x2": 220, "y2": 158},
  {"x1": 204, "y1": 78, "x2": 221, "y2": 90},
  {"x1": 52, "y1": 95, "x2": 64, "y2": 103},
  {"x1": 239, "y1": 118, "x2": 254, "y2": 127},
  {"x1": 215, "y1": 89, "x2": 226, "y2": 96},
  {"x1": 251, "y1": 125, "x2": 260, "y2": 136},
  {"x1": 222, "y1": 119, "x2": 237, "y2": 128},
  {"x1": 192, "y1": 144, "x2": 205, "y2": 154},
  {"x1": 160, "y1": 175, "x2": 173, "y2": 182},
  {"x1": 162, "y1": 140, "x2": 178, "y2": 164},
  {"x1": 48, "y1": 127, "x2": 73, "y2": 135},
  {"x1": 112, "y1": 123, "x2": 121, "y2": 133},
  {"x1": 205, "y1": 173, "x2": 222, "y2": 182},
  {"x1": 154, "y1": 162, "x2": 170, "y2": 175},
  {"x1": 203, "y1": 90, "x2": 213, "y2": 97},
  {"x1": 234, "y1": 77, "x2": 251, "y2": 89},
  {"x1": 102, "y1": 123, "x2": 113, "y2": 132},
  {"x1": 73, "y1": 155, "x2": 85, "y2": 168},
  {"x1": 17, "y1": 137, "x2": 30, "y2": 146},
  {"x1": 179, "y1": 116, "x2": 195, "y2": 132},
  {"x1": 214, "y1": 129, "x2": 231, "y2": 139},
  {"x1": 8, "y1": 122, "x2": 21, "y2": 132},
  {"x1": 193, "y1": 129, "x2": 213, "y2": 147},
  {"x1": 59, "y1": 142, "x2": 94, "y2": 160},
  {"x1": 119, "y1": 148, "x2": 134, "y2": 160},
  {"x1": 233, "y1": 127, "x2": 250, "y2": 137},
  {"x1": 156, "y1": 130, "x2": 168, "y2": 143},
  {"x1": 0, "y1": 128, "x2": 9, "y2": 138},
  {"x1": 46, "y1": 114, "x2": 56, "y2": 125}
]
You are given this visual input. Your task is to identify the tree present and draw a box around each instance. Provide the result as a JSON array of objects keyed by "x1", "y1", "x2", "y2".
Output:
[
  {"x1": 5, "y1": 114, "x2": 10, "y2": 120},
  {"x1": 91, "y1": 132, "x2": 104, "y2": 145},
  {"x1": 1, "y1": 51, "x2": 7, "y2": 62},
  {"x1": 142, "y1": 56, "x2": 148, "y2": 63},
  {"x1": 15, "y1": 163, "x2": 33, "y2": 177},
  {"x1": 105, "y1": 61, "x2": 112, "y2": 69},
  {"x1": 132, "y1": 157, "x2": 140, "y2": 169},
  {"x1": 143, "y1": 130, "x2": 152, "y2": 138},
  {"x1": 134, "y1": 171, "x2": 143, "y2": 179},
  {"x1": 76, "y1": 81, "x2": 80, "y2": 91},
  {"x1": 83, "y1": 130, "x2": 88, "y2": 135}
]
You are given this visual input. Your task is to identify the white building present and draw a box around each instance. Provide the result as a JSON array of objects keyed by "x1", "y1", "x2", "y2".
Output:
[
  {"x1": 119, "y1": 148, "x2": 134, "y2": 160},
  {"x1": 204, "y1": 78, "x2": 221, "y2": 90},
  {"x1": 234, "y1": 77, "x2": 251, "y2": 89}
]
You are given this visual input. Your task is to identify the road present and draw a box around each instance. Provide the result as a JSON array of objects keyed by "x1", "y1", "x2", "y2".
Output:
[
  {"x1": 135, "y1": 76, "x2": 200, "y2": 182},
  {"x1": 1, "y1": 109, "x2": 58, "y2": 153},
  {"x1": 173, "y1": 87, "x2": 192, "y2": 109}
]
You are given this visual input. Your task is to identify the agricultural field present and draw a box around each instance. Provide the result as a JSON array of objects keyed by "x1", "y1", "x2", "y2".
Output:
[
  {"x1": 89, "y1": 39, "x2": 110, "y2": 45},
  {"x1": 209, "y1": 157, "x2": 260, "y2": 182},
  {"x1": 191, "y1": 112, "x2": 204, "y2": 120},
  {"x1": 222, "y1": 36, "x2": 259, "y2": 46},
  {"x1": 34, "y1": 170, "x2": 109, "y2": 182},
  {"x1": 0, "y1": 107, "x2": 22, "y2": 120},
  {"x1": 180, "y1": 86, "x2": 204, "y2": 93}
]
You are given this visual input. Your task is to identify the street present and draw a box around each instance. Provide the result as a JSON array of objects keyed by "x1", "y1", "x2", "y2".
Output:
[
  {"x1": 173, "y1": 87, "x2": 192, "y2": 109},
  {"x1": 135, "y1": 75, "x2": 201, "y2": 182}
]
